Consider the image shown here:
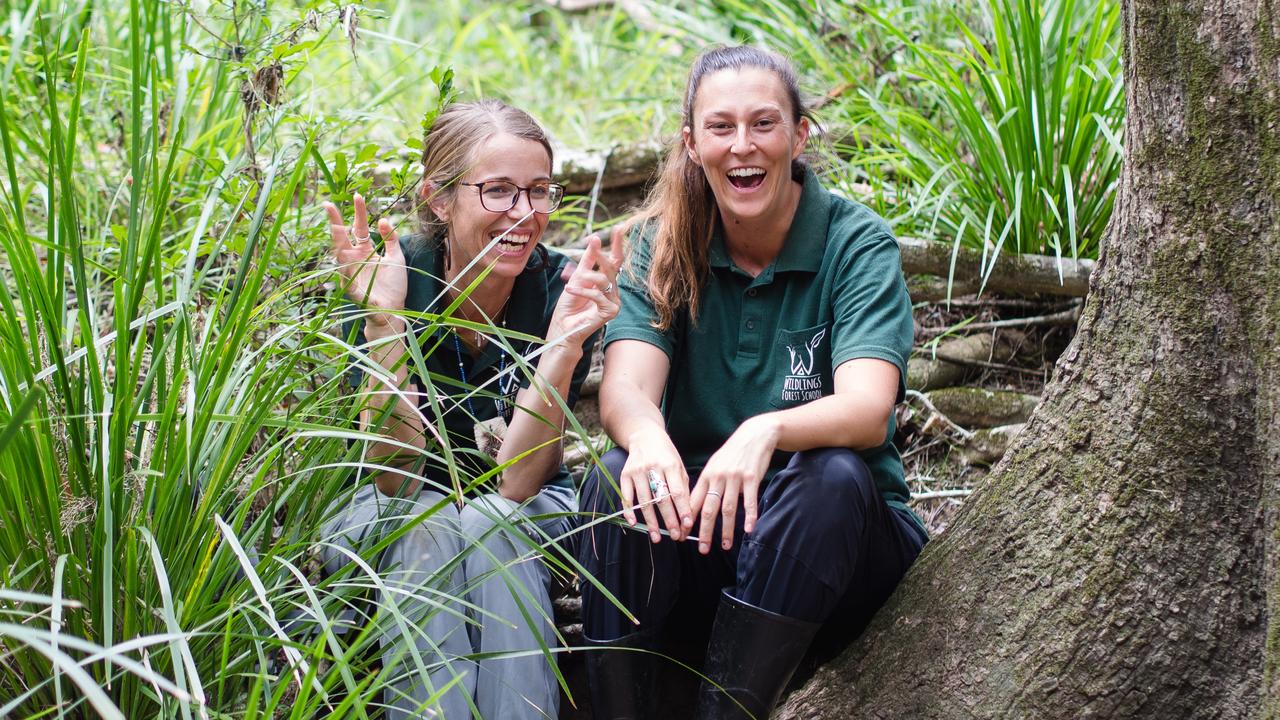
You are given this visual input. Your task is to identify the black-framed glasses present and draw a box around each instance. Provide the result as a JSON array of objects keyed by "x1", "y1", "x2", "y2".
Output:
[{"x1": 460, "y1": 180, "x2": 565, "y2": 214}]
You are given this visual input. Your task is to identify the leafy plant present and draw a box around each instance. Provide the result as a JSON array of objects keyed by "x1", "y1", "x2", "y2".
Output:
[
  {"x1": 858, "y1": 0, "x2": 1124, "y2": 276},
  {"x1": 0, "y1": 1, "x2": 609, "y2": 716}
]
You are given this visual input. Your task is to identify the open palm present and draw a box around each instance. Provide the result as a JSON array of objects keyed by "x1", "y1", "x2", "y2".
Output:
[{"x1": 326, "y1": 194, "x2": 407, "y2": 326}]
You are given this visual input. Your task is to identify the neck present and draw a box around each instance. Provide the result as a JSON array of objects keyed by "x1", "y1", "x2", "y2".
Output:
[
  {"x1": 444, "y1": 261, "x2": 516, "y2": 323},
  {"x1": 720, "y1": 179, "x2": 804, "y2": 276}
]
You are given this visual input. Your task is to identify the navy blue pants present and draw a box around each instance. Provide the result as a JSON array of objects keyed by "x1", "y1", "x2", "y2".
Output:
[{"x1": 577, "y1": 447, "x2": 927, "y2": 645}]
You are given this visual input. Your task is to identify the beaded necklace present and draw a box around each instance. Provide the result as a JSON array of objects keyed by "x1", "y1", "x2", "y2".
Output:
[{"x1": 450, "y1": 317, "x2": 510, "y2": 420}]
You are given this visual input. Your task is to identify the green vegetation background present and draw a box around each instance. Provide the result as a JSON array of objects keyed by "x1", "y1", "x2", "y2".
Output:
[{"x1": 0, "y1": 0, "x2": 1120, "y2": 716}]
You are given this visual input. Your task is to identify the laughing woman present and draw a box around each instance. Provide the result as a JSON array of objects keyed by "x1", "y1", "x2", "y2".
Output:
[
  {"x1": 577, "y1": 46, "x2": 928, "y2": 719},
  {"x1": 324, "y1": 100, "x2": 619, "y2": 719}
]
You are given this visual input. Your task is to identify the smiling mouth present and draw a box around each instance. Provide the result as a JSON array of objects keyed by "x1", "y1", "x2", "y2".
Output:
[
  {"x1": 491, "y1": 230, "x2": 531, "y2": 253},
  {"x1": 727, "y1": 167, "x2": 766, "y2": 190}
]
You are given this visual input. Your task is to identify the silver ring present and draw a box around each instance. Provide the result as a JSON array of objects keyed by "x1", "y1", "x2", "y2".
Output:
[
  {"x1": 603, "y1": 281, "x2": 614, "y2": 295},
  {"x1": 351, "y1": 234, "x2": 369, "y2": 246},
  {"x1": 647, "y1": 470, "x2": 668, "y2": 498},
  {"x1": 705, "y1": 490, "x2": 722, "y2": 499}
]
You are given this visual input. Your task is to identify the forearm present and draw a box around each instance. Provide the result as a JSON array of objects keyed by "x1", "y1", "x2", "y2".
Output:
[
  {"x1": 749, "y1": 393, "x2": 893, "y2": 454},
  {"x1": 495, "y1": 344, "x2": 583, "y2": 502},
  {"x1": 360, "y1": 319, "x2": 428, "y2": 495},
  {"x1": 599, "y1": 377, "x2": 669, "y2": 451}
]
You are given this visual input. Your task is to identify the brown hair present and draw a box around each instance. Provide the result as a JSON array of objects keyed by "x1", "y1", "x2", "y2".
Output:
[
  {"x1": 417, "y1": 99, "x2": 554, "y2": 256},
  {"x1": 637, "y1": 45, "x2": 815, "y2": 331}
]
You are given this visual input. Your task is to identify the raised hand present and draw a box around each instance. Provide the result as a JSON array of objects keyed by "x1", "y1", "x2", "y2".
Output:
[
  {"x1": 547, "y1": 231, "x2": 622, "y2": 348},
  {"x1": 326, "y1": 193, "x2": 408, "y2": 330}
]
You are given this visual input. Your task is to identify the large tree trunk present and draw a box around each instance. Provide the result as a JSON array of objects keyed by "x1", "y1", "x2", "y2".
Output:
[{"x1": 779, "y1": 1, "x2": 1280, "y2": 717}]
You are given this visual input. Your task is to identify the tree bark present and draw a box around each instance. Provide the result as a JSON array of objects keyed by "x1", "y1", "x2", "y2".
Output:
[{"x1": 779, "y1": 1, "x2": 1280, "y2": 717}]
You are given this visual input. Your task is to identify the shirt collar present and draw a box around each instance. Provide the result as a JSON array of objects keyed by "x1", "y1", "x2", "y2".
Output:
[
  {"x1": 774, "y1": 168, "x2": 830, "y2": 273},
  {"x1": 706, "y1": 168, "x2": 830, "y2": 274},
  {"x1": 406, "y1": 238, "x2": 549, "y2": 369}
]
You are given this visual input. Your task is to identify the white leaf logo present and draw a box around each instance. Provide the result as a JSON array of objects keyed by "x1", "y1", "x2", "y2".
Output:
[{"x1": 786, "y1": 328, "x2": 826, "y2": 375}]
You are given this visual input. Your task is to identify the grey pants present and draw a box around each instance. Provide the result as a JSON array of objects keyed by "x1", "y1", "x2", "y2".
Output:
[{"x1": 321, "y1": 484, "x2": 575, "y2": 720}]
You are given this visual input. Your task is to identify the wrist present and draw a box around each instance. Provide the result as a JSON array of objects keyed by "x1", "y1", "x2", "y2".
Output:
[
  {"x1": 744, "y1": 413, "x2": 782, "y2": 446},
  {"x1": 627, "y1": 422, "x2": 670, "y2": 450},
  {"x1": 540, "y1": 341, "x2": 584, "y2": 365}
]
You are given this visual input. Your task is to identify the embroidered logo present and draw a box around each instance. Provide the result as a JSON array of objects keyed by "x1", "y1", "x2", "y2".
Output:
[{"x1": 781, "y1": 328, "x2": 826, "y2": 403}]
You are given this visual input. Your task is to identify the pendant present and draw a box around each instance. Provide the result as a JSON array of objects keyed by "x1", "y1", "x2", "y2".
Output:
[{"x1": 473, "y1": 415, "x2": 508, "y2": 460}]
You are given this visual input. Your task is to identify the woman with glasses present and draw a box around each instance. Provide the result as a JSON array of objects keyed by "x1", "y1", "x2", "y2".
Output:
[
  {"x1": 323, "y1": 99, "x2": 620, "y2": 719},
  {"x1": 577, "y1": 46, "x2": 928, "y2": 719}
]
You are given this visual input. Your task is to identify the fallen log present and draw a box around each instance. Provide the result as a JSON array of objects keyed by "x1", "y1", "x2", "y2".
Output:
[
  {"x1": 908, "y1": 334, "x2": 1014, "y2": 391},
  {"x1": 559, "y1": 237, "x2": 1094, "y2": 299},
  {"x1": 924, "y1": 387, "x2": 1040, "y2": 429},
  {"x1": 898, "y1": 237, "x2": 1094, "y2": 298}
]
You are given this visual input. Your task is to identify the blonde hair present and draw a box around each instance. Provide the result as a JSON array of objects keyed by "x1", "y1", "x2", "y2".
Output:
[
  {"x1": 637, "y1": 46, "x2": 814, "y2": 331},
  {"x1": 417, "y1": 100, "x2": 554, "y2": 246}
]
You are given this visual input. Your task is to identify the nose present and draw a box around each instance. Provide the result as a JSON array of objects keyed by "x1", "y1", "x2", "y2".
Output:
[
  {"x1": 730, "y1": 124, "x2": 753, "y2": 155},
  {"x1": 508, "y1": 188, "x2": 535, "y2": 217}
]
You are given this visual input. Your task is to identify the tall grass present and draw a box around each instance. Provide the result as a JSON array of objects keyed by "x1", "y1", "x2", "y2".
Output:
[
  {"x1": 0, "y1": 1, "x2": 610, "y2": 716},
  {"x1": 856, "y1": 0, "x2": 1124, "y2": 271}
]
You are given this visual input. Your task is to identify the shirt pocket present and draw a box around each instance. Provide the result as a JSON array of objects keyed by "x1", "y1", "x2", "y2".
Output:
[{"x1": 770, "y1": 323, "x2": 833, "y2": 409}]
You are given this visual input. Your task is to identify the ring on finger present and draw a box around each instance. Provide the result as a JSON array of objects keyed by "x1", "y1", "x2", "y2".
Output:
[
  {"x1": 603, "y1": 281, "x2": 614, "y2": 294},
  {"x1": 647, "y1": 469, "x2": 669, "y2": 499},
  {"x1": 705, "y1": 489, "x2": 722, "y2": 499}
]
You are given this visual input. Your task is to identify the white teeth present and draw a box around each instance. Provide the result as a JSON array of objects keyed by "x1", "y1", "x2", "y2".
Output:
[{"x1": 727, "y1": 167, "x2": 765, "y2": 177}]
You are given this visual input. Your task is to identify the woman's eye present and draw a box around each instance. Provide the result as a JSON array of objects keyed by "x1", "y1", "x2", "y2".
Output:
[
  {"x1": 528, "y1": 186, "x2": 550, "y2": 200},
  {"x1": 484, "y1": 185, "x2": 514, "y2": 197}
]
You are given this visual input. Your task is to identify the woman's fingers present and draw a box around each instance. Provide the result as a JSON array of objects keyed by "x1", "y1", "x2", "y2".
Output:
[
  {"x1": 697, "y1": 477, "x2": 724, "y2": 554},
  {"x1": 607, "y1": 220, "x2": 629, "y2": 268},
  {"x1": 631, "y1": 468, "x2": 663, "y2": 542},
  {"x1": 742, "y1": 478, "x2": 760, "y2": 535},
  {"x1": 574, "y1": 236, "x2": 602, "y2": 284},
  {"x1": 653, "y1": 469, "x2": 684, "y2": 541},
  {"x1": 619, "y1": 469, "x2": 637, "y2": 526},
  {"x1": 353, "y1": 193, "x2": 371, "y2": 244},
  {"x1": 325, "y1": 203, "x2": 350, "y2": 251},
  {"x1": 719, "y1": 475, "x2": 741, "y2": 551}
]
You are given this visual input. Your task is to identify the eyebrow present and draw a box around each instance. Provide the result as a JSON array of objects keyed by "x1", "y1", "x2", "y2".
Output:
[
  {"x1": 476, "y1": 175, "x2": 554, "y2": 183},
  {"x1": 701, "y1": 106, "x2": 785, "y2": 120}
]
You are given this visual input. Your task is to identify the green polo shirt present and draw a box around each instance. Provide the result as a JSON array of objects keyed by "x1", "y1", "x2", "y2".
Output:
[
  {"x1": 606, "y1": 170, "x2": 919, "y2": 524},
  {"x1": 345, "y1": 238, "x2": 595, "y2": 492}
]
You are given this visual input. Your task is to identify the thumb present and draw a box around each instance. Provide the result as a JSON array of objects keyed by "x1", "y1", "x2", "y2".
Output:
[{"x1": 378, "y1": 218, "x2": 403, "y2": 260}]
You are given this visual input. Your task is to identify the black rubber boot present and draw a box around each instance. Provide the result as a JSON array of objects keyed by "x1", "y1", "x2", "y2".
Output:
[
  {"x1": 695, "y1": 590, "x2": 821, "y2": 720},
  {"x1": 584, "y1": 627, "x2": 659, "y2": 720}
]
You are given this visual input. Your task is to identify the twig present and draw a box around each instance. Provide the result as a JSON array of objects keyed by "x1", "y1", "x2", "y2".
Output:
[
  {"x1": 927, "y1": 351, "x2": 1046, "y2": 377},
  {"x1": 911, "y1": 489, "x2": 974, "y2": 501},
  {"x1": 584, "y1": 147, "x2": 612, "y2": 237},
  {"x1": 900, "y1": 437, "x2": 949, "y2": 461},
  {"x1": 920, "y1": 304, "x2": 1081, "y2": 336}
]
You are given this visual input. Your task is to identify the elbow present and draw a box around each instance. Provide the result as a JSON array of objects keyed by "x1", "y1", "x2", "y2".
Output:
[
  {"x1": 499, "y1": 485, "x2": 537, "y2": 504},
  {"x1": 849, "y1": 405, "x2": 895, "y2": 451},
  {"x1": 373, "y1": 471, "x2": 419, "y2": 498}
]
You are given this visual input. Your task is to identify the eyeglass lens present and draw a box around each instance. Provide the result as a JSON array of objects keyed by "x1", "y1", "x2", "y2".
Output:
[{"x1": 478, "y1": 182, "x2": 563, "y2": 214}]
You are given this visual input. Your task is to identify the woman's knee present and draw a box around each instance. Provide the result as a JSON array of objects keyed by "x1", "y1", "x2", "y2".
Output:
[
  {"x1": 578, "y1": 447, "x2": 630, "y2": 515},
  {"x1": 459, "y1": 494, "x2": 516, "y2": 545},
  {"x1": 778, "y1": 448, "x2": 879, "y2": 523}
]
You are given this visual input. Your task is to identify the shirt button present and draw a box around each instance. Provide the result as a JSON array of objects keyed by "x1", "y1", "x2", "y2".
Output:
[
  {"x1": 746, "y1": 320, "x2": 756, "y2": 330},
  {"x1": 747, "y1": 288, "x2": 757, "y2": 297}
]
